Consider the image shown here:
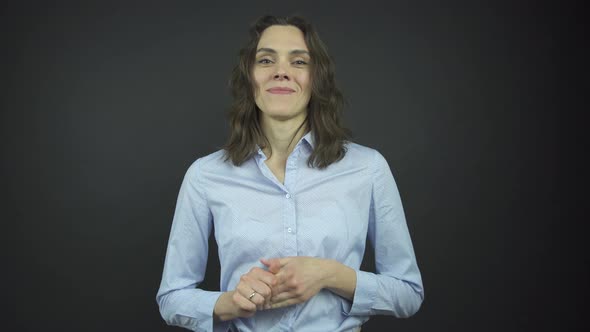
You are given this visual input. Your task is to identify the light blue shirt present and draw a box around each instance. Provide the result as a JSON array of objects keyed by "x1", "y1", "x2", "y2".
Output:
[{"x1": 156, "y1": 132, "x2": 424, "y2": 332}]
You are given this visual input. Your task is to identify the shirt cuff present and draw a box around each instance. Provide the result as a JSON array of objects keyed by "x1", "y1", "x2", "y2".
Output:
[
  {"x1": 342, "y1": 270, "x2": 377, "y2": 316},
  {"x1": 180, "y1": 291, "x2": 229, "y2": 332},
  {"x1": 203, "y1": 292, "x2": 230, "y2": 332}
]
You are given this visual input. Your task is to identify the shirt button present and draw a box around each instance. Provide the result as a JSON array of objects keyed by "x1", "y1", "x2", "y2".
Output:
[
  {"x1": 287, "y1": 227, "x2": 293, "y2": 233},
  {"x1": 285, "y1": 193, "x2": 291, "y2": 199}
]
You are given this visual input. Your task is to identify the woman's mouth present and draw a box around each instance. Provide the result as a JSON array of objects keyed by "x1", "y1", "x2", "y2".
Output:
[{"x1": 267, "y1": 87, "x2": 296, "y2": 94}]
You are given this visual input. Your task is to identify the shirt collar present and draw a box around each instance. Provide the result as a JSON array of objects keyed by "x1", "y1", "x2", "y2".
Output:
[
  {"x1": 301, "y1": 131, "x2": 315, "y2": 150},
  {"x1": 255, "y1": 131, "x2": 315, "y2": 161},
  {"x1": 255, "y1": 145, "x2": 267, "y2": 161}
]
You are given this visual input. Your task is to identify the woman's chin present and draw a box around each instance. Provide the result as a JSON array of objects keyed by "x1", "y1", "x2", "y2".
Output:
[{"x1": 261, "y1": 109, "x2": 307, "y2": 122}]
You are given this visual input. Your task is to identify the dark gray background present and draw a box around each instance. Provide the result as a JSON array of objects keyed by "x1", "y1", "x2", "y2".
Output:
[{"x1": 3, "y1": 1, "x2": 586, "y2": 331}]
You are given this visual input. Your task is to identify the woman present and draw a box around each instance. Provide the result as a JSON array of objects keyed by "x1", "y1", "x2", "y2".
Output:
[{"x1": 156, "y1": 15, "x2": 424, "y2": 332}]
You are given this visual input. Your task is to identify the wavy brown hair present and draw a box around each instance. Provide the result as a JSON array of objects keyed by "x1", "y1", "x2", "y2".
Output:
[{"x1": 223, "y1": 15, "x2": 351, "y2": 169}]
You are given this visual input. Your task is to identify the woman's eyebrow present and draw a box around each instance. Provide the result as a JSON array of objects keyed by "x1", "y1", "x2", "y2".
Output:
[{"x1": 256, "y1": 48, "x2": 310, "y2": 56}]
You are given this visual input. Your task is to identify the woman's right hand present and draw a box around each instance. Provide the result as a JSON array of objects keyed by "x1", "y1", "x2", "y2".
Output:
[{"x1": 213, "y1": 267, "x2": 277, "y2": 321}]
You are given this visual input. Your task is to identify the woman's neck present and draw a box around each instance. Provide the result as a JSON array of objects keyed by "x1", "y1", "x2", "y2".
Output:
[{"x1": 261, "y1": 113, "x2": 308, "y2": 159}]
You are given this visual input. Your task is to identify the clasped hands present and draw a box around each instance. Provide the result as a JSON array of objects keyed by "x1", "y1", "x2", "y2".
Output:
[{"x1": 231, "y1": 256, "x2": 329, "y2": 318}]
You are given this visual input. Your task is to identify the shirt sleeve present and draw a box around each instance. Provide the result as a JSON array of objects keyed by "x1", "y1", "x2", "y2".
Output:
[
  {"x1": 345, "y1": 150, "x2": 425, "y2": 318},
  {"x1": 156, "y1": 159, "x2": 230, "y2": 332}
]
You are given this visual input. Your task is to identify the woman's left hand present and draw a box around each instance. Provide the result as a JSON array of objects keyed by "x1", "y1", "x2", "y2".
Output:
[{"x1": 260, "y1": 256, "x2": 329, "y2": 309}]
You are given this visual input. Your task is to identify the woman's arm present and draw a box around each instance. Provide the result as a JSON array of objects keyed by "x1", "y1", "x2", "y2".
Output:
[
  {"x1": 263, "y1": 151, "x2": 424, "y2": 317},
  {"x1": 156, "y1": 159, "x2": 230, "y2": 332},
  {"x1": 346, "y1": 150, "x2": 424, "y2": 318}
]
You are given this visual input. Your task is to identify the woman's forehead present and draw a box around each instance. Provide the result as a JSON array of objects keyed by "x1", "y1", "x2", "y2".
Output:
[{"x1": 257, "y1": 25, "x2": 308, "y2": 52}]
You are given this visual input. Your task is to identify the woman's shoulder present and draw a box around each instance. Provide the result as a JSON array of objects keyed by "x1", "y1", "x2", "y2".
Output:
[
  {"x1": 184, "y1": 149, "x2": 230, "y2": 176},
  {"x1": 343, "y1": 141, "x2": 392, "y2": 172},
  {"x1": 344, "y1": 140, "x2": 381, "y2": 160}
]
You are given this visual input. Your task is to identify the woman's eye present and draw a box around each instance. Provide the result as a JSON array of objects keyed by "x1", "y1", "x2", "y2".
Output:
[
  {"x1": 258, "y1": 59, "x2": 272, "y2": 64},
  {"x1": 293, "y1": 60, "x2": 307, "y2": 65}
]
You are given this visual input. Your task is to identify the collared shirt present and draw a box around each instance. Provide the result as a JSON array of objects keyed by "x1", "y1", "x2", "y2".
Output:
[{"x1": 156, "y1": 132, "x2": 424, "y2": 332}]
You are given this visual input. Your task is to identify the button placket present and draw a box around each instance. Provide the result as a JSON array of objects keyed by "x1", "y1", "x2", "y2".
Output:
[{"x1": 283, "y1": 147, "x2": 299, "y2": 254}]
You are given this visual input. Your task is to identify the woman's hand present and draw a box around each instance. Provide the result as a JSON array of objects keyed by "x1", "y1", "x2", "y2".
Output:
[
  {"x1": 213, "y1": 266, "x2": 277, "y2": 321},
  {"x1": 260, "y1": 257, "x2": 331, "y2": 310}
]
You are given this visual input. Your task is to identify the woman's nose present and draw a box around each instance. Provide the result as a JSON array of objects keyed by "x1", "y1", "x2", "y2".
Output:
[
  {"x1": 273, "y1": 62, "x2": 290, "y2": 80},
  {"x1": 274, "y1": 72, "x2": 289, "y2": 80}
]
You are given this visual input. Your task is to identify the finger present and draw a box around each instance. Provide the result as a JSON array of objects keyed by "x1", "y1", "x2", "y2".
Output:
[
  {"x1": 269, "y1": 297, "x2": 298, "y2": 310},
  {"x1": 253, "y1": 282, "x2": 274, "y2": 309},
  {"x1": 237, "y1": 287, "x2": 266, "y2": 312},
  {"x1": 248, "y1": 285, "x2": 272, "y2": 309},
  {"x1": 260, "y1": 257, "x2": 284, "y2": 274},
  {"x1": 248, "y1": 291, "x2": 262, "y2": 310},
  {"x1": 231, "y1": 290, "x2": 257, "y2": 313},
  {"x1": 270, "y1": 290, "x2": 296, "y2": 304},
  {"x1": 242, "y1": 272, "x2": 275, "y2": 299},
  {"x1": 245, "y1": 275, "x2": 273, "y2": 297},
  {"x1": 236, "y1": 281, "x2": 255, "y2": 301},
  {"x1": 251, "y1": 291, "x2": 275, "y2": 311},
  {"x1": 249, "y1": 267, "x2": 278, "y2": 288},
  {"x1": 254, "y1": 282, "x2": 273, "y2": 300},
  {"x1": 239, "y1": 275, "x2": 274, "y2": 309},
  {"x1": 271, "y1": 281, "x2": 293, "y2": 296}
]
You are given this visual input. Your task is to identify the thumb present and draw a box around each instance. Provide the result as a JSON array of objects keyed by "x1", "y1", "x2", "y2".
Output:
[{"x1": 260, "y1": 257, "x2": 282, "y2": 273}]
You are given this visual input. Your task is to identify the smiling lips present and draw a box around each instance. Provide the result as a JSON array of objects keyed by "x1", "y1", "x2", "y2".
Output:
[{"x1": 267, "y1": 87, "x2": 296, "y2": 94}]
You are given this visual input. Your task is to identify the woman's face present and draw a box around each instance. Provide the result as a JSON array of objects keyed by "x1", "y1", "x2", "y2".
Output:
[{"x1": 253, "y1": 25, "x2": 312, "y2": 122}]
